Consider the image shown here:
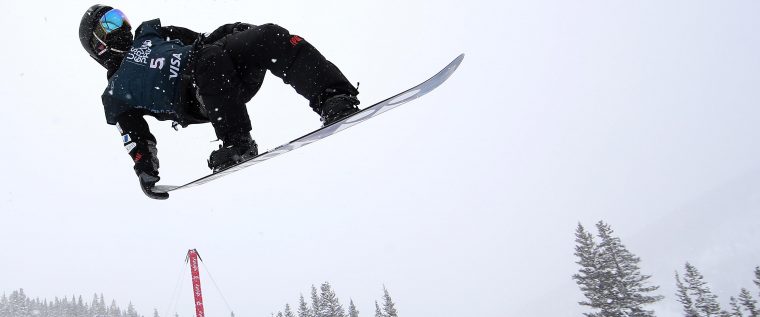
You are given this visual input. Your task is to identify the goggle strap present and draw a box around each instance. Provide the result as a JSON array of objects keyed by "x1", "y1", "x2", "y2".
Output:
[{"x1": 92, "y1": 32, "x2": 128, "y2": 56}]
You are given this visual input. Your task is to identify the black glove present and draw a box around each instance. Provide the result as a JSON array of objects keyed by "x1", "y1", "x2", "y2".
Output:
[{"x1": 137, "y1": 171, "x2": 169, "y2": 200}]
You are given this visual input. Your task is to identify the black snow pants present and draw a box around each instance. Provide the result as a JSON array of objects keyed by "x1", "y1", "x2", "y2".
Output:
[{"x1": 193, "y1": 23, "x2": 359, "y2": 140}]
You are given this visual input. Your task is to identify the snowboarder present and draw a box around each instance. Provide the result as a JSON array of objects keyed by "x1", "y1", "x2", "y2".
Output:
[{"x1": 79, "y1": 5, "x2": 361, "y2": 200}]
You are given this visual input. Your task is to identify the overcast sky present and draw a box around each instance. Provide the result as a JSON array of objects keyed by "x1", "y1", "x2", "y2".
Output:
[{"x1": 1, "y1": 0, "x2": 759, "y2": 316}]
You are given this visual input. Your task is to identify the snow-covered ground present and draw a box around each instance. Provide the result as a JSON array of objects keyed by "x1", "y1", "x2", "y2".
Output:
[{"x1": 1, "y1": 0, "x2": 758, "y2": 316}]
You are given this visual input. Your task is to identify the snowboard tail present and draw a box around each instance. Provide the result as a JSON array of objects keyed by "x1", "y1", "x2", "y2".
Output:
[{"x1": 154, "y1": 53, "x2": 464, "y2": 193}]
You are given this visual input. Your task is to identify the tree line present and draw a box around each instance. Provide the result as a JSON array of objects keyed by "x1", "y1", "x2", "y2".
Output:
[
  {"x1": 271, "y1": 282, "x2": 397, "y2": 317},
  {"x1": 574, "y1": 221, "x2": 760, "y2": 316},
  {"x1": 0, "y1": 290, "x2": 142, "y2": 317},
  {"x1": 0, "y1": 284, "x2": 398, "y2": 317}
]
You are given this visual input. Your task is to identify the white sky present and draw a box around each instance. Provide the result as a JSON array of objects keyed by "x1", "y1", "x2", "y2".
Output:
[{"x1": 1, "y1": 0, "x2": 759, "y2": 316}]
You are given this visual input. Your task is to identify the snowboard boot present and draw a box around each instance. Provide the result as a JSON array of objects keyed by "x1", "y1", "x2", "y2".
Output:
[
  {"x1": 207, "y1": 132, "x2": 259, "y2": 173},
  {"x1": 317, "y1": 90, "x2": 360, "y2": 126}
]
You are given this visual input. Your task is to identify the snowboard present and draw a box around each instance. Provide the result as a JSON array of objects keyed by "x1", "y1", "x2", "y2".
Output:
[{"x1": 154, "y1": 53, "x2": 464, "y2": 193}]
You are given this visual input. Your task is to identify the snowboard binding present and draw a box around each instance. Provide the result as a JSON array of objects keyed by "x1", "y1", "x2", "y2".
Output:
[
  {"x1": 208, "y1": 136, "x2": 258, "y2": 173},
  {"x1": 318, "y1": 93, "x2": 360, "y2": 126}
]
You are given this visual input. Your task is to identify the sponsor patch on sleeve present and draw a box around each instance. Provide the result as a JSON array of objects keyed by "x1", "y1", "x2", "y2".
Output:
[{"x1": 125, "y1": 143, "x2": 137, "y2": 153}]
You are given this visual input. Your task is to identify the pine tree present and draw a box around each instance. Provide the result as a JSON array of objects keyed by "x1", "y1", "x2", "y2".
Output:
[
  {"x1": 284, "y1": 303, "x2": 295, "y2": 317},
  {"x1": 98, "y1": 294, "x2": 108, "y2": 317},
  {"x1": 318, "y1": 282, "x2": 345, "y2": 317},
  {"x1": 573, "y1": 221, "x2": 662, "y2": 317},
  {"x1": 380, "y1": 287, "x2": 397, "y2": 317},
  {"x1": 597, "y1": 221, "x2": 663, "y2": 316},
  {"x1": 92, "y1": 294, "x2": 100, "y2": 317},
  {"x1": 373, "y1": 302, "x2": 383, "y2": 317},
  {"x1": 347, "y1": 300, "x2": 359, "y2": 317},
  {"x1": 311, "y1": 286, "x2": 321, "y2": 317},
  {"x1": 108, "y1": 300, "x2": 122, "y2": 317},
  {"x1": 54, "y1": 297, "x2": 64, "y2": 317},
  {"x1": 730, "y1": 296, "x2": 744, "y2": 317},
  {"x1": 0, "y1": 293, "x2": 8, "y2": 317},
  {"x1": 738, "y1": 288, "x2": 759, "y2": 317},
  {"x1": 92, "y1": 294, "x2": 108, "y2": 317},
  {"x1": 9, "y1": 289, "x2": 30, "y2": 317},
  {"x1": 573, "y1": 223, "x2": 603, "y2": 312},
  {"x1": 126, "y1": 302, "x2": 139, "y2": 317},
  {"x1": 676, "y1": 272, "x2": 700, "y2": 317},
  {"x1": 74, "y1": 295, "x2": 85, "y2": 317},
  {"x1": 681, "y1": 262, "x2": 723, "y2": 317},
  {"x1": 297, "y1": 294, "x2": 312, "y2": 317},
  {"x1": 755, "y1": 267, "x2": 760, "y2": 295}
]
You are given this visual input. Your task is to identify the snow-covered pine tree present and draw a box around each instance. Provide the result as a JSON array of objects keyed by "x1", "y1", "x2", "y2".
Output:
[
  {"x1": 380, "y1": 287, "x2": 397, "y2": 317},
  {"x1": 284, "y1": 303, "x2": 295, "y2": 317},
  {"x1": 0, "y1": 293, "x2": 8, "y2": 317},
  {"x1": 40, "y1": 298, "x2": 48, "y2": 316},
  {"x1": 92, "y1": 294, "x2": 108, "y2": 317},
  {"x1": 318, "y1": 282, "x2": 346, "y2": 317},
  {"x1": 9, "y1": 289, "x2": 30, "y2": 317},
  {"x1": 573, "y1": 222, "x2": 663, "y2": 317},
  {"x1": 347, "y1": 300, "x2": 359, "y2": 317},
  {"x1": 153, "y1": 308, "x2": 160, "y2": 317},
  {"x1": 126, "y1": 302, "x2": 140, "y2": 317},
  {"x1": 676, "y1": 272, "x2": 700, "y2": 317},
  {"x1": 573, "y1": 223, "x2": 603, "y2": 313},
  {"x1": 297, "y1": 294, "x2": 312, "y2": 317},
  {"x1": 311, "y1": 286, "x2": 321, "y2": 317},
  {"x1": 755, "y1": 267, "x2": 760, "y2": 295},
  {"x1": 53, "y1": 297, "x2": 63, "y2": 317},
  {"x1": 100, "y1": 294, "x2": 108, "y2": 316},
  {"x1": 74, "y1": 295, "x2": 85, "y2": 317},
  {"x1": 108, "y1": 299, "x2": 122, "y2": 317},
  {"x1": 738, "y1": 288, "x2": 759, "y2": 317},
  {"x1": 681, "y1": 262, "x2": 723, "y2": 317},
  {"x1": 373, "y1": 302, "x2": 383, "y2": 317},
  {"x1": 595, "y1": 221, "x2": 663, "y2": 316},
  {"x1": 730, "y1": 296, "x2": 744, "y2": 317}
]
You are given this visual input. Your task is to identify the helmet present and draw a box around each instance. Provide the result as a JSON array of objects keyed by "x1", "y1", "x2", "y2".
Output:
[{"x1": 79, "y1": 4, "x2": 133, "y2": 68}]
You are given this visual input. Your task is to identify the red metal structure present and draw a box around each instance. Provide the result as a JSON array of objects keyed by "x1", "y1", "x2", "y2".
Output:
[{"x1": 186, "y1": 249, "x2": 206, "y2": 317}]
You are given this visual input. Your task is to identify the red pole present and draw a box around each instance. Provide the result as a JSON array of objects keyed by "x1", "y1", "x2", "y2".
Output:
[{"x1": 187, "y1": 249, "x2": 206, "y2": 317}]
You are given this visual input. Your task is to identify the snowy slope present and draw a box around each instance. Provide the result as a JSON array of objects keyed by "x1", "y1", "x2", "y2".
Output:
[{"x1": 1, "y1": 0, "x2": 759, "y2": 316}]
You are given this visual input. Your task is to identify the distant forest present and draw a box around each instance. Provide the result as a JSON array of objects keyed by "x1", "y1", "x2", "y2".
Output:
[
  {"x1": 0, "y1": 291, "x2": 143, "y2": 317},
  {"x1": 0, "y1": 283, "x2": 397, "y2": 317}
]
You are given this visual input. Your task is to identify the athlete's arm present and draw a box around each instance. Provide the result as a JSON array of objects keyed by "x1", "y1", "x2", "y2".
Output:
[{"x1": 115, "y1": 110, "x2": 169, "y2": 200}]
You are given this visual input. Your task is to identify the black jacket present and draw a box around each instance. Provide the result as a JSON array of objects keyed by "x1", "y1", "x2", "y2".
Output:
[{"x1": 108, "y1": 20, "x2": 247, "y2": 176}]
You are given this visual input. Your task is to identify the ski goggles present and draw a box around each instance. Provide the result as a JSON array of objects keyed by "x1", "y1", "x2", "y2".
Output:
[{"x1": 91, "y1": 9, "x2": 131, "y2": 56}]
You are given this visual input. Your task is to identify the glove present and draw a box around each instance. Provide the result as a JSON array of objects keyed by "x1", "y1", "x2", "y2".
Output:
[{"x1": 137, "y1": 171, "x2": 169, "y2": 200}]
